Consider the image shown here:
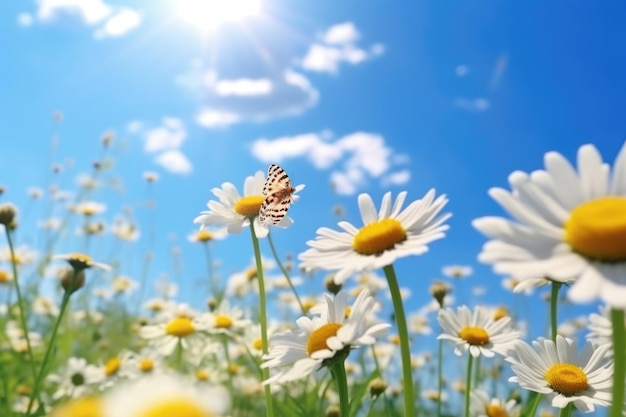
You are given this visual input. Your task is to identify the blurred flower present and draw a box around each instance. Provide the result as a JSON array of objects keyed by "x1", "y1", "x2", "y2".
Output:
[
  {"x1": 187, "y1": 228, "x2": 227, "y2": 243},
  {"x1": 407, "y1": 311, "x2": 432, "y2": 335},
  {"x1": 507, "y1": 336, "x2": 613, "y2": 412},
  {"x1": 53, "y1": 253, "x2": 110, "y2": 271},
  {"x1": 33, "y1": 296, "x2": 60, "y2": 317},
  {"x1": 470, "y1": 389, "x2": 521, "y2": 417},
  {"x1": 442, "y1": 265, "x2": 473, "y2": 279},
  {"x1": 299, "y1": 191, "x2": 450, "y2": 285},
  {"x1": 139, "y1": 304, "x2": 206, "y2": 356},
  {"x1": 27, "y1": 187, "x2": 43, "y2": 199},
  {"x1": 194, "y1": 170, "x2": 299, "y2": 239},
  {"x1": 0, "y1": 245, "x2": 37, "y2": 266},
  {"x1": 47, "y1": 357, "x2": 103, "y2": 400},
  {"x1": 199, "y1": 300, "x2": 251, "y2": 336},
  {"x1": 586, "y1": 306, "x2": 614, "y2": 350},
  {"x1": 111, "y1": 219, "x2": 140, "y2": 241},
  {"x1": 143, "y1": 171, "x2": 159, "y2": 183},
  {"x1": 73, "y1": 201, "x2": 106, "y2": 216},
  {"x1": 473, "y1": 142, "x2": 626, "y2": 307},
  {"x1": 262, "y1": 290, "x2": 390, "y2": 385},
  {"x1": 438, "y1": 305, "x2": 520, "y2": 358},
  {"x1": 111, "y1": 276, "x2": 138, "y2": 296}
]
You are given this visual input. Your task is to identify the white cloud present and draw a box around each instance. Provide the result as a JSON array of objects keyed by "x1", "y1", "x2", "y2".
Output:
[
  {"x1": 37, "y1": 0, "x2": 111, "y2": 24},
  {"x1": 94, "y1": 8, "x2": 141, "y2": 39},
  {"x1": 454, "y1": 97, "x2": 490, "y2": 112},
  {"x1": 155, "y1": 150, "x2": 192, "y2": 175},
  {"x1": 187, "y1": 68, "x2": 318, "y2": 128},
  {"x1": 215, "y1": 78, "x2": 273, "y2": 96},
  {"x1": 196, "y1": 109, "x2": 241, "y2": 128},
  {"x1": 301, "y1": 22, "x2": 383, "y2": 74},
  {"x1": 24, "y1": 0, "x2": 139, "y2": 39},
  {"x1": 250, "y1": 131, "x2": 408, "y2": 195},
  {"x1": 17, "y1": 13, "x2": 34, "y2": 27},
  {"x1": 128, "y1": 118, "x2": 193, "y2": 175},
  {"x1": 322, "y1": 22, "x2": 360, "y2": 45}
]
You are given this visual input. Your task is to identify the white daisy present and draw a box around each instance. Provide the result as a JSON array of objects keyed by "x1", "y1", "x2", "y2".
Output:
[
  {"x1": 47, "y1": 357, "x2": 103, "y2": 400},
  {"x1": 473, "y1": 142, "x2": 626, "y2": 307},
  {"x1": 586, "y1": 306, "x2": 615, "y2": 350},
  {"x1": 198, "y1": 299, "x2": 252, "y2": 336},
  {"x1": 437, "y1": 305, "x2": 520, "y2": 358},
  {"x1": 299, "y1": 190, "x2": 451, "y2": 284},
  {"x1": 139, "y1": 303, "x2": 207, "y2": 356},
  {"x1": 442, "y1": 265, "x2": 474, "y2": 279},
  {"x1": 261, "y1": 289, "x2": 390, "y2": 385},
  {"x1": 469, "y1": 389, "x2": 521, "y2": 417},
  {"x1": 53, "y1": 253, "x2": 110, "y2": 271},
  {"x1": 507, "y1": 335, "x2": 613, "y2": 412},
  {"x1": 194, "y1": 170, "x2": 300, "y2": 239},
  {"x1": 103, "y1": 374, "x2": 230, "y2": 417}
]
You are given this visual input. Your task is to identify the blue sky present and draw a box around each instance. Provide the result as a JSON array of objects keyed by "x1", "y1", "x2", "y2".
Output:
[{"x1": 1, "y1": 0, "x2": 625, "y2": 342}]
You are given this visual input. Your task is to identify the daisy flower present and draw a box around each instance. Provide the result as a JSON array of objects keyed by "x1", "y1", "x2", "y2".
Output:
[
  {"x1": 473, "y1": 142, "x2": 626, "y2": 307},
  {"x1": 469, "y1": 389, "x2": 521, "y2": 417},
  {"x1": 194, "y1": 170, "x2": 302, "y2": 239},
  {"x1": 299, "y1": 190, "x2": 451, "y2": 284},
  {"x1": 438, "y1": 305, "x2": 520, "y2": 358},
  {"x1": 261, "y1": 289, "x2": 390, "y2": 385},
  {"x1": 53, "y1": 253, "x2": 110, "y2": 271},
  {"x1": 47, "y1": 357, "x2": 103, "y2": 400},
  {"x1": 139, "y1": 304, "x2": 207, "y2": 356},
  {"x1": 586, "y1": 305, "x2": 615, "y2": 349},
  {"x1": 507, "y1": 335, "x2": 613, "y2": 412},
  {"x1": 198, "y1": 299, "x2": 252, "y2": 336},
  {"x1": 442, "y1": 265, "x2": 474, "y2": 279}
]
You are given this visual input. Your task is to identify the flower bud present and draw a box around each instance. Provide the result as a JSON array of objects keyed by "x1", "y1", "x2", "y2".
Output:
[{"x1": 429, "y1": 280, "x2": 451, "y2": 308}]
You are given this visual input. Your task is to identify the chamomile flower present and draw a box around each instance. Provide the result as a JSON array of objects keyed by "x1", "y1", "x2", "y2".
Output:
[
  {"x1": 47, "y1": 357, "x2": 103, "y2": 400},
  {"x1": 139, "y1": 304, "x2": 206, "y2": 356},
  {"x1": 473, "y1": 142, "x2": 626, "y2": 307},
  {"x1": 438, "y1": 305, "x2": 520, "y2": 358},
  {"x1": 470, "y1": 389, "x2": 521, "y2": 417},
  {"x1": 53, "y1": 253, "x2": 110, "y2": 271},
  {"x1": 586, "y1": 306, "x2": 614, "y2": 349},
  {"x1": 194, "y1": 170, "x2": 300, "y2": 239},
  {"x1": 261, "y1": 289, "x2": 390, "y2": 385},
  {"x1": 299, "y1": 191, "x2": 451, "y2": 284},
  {"x1": 102, "y1": 374, "x2": 230, "y2": 417},
  {"x1": 199, "y1": 300, "x2": 251, "y2": 336},
  {"x1": 507, "y1": 336, "x2": 613, "y2": 412}
]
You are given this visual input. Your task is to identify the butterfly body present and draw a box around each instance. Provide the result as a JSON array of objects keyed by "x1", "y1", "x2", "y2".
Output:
[{"x1": 259, "y1": 164, "x2": 297, "y2": 225}]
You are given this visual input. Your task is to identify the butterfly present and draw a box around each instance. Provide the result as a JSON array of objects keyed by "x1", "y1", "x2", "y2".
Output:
[{"x1": 259, "y1": 164, "x2": 297, "y2": 225}]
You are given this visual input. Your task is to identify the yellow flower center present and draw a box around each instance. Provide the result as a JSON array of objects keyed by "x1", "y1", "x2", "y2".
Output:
[
  {"x1": 486, "y1": 404, "x2": 508, "y2": 417},
  {"x1": 165, "y1": 317, "x2": 195, "y2": 337},
  {"x1": 65, "y1": 253, "x2": 94, "y2": 270},
  {"x1": 139, "y1": 358, "x2": 154, "y2": 372},
  {"x1": 215, "y1": 315, "x2": 233, "y2": 329},
  {"x1": 564, "y1": 197, "x2": 626, "y2": 262},
  {"x1": 493, "y1": 307, "x2": 509, "y2": 321},
  {"x1": 306, "y1": 323, "x2": 343, "y2": 356},
  {"x1": 228, "y1": 364, "x2": 239, "y2": 375},
  {"x1": 0, "y1": 270, "x2": 10, "y2": 283},
  {"x1": 252, "y1": 338, "x2": 263, "y2": 351},
  {"x1": 104, "y1": 357, "x2": 120, "y2": 377},
  {"x1": 353, "y1": 219, "x2": 407, "y2": 255},
  {"x1": 49, "y1": 396, "x2": 103, "y2": 417},
  {"x1": 302, "y1": 299, "x2": 316, "y2": 313},
  {"x1": 234, "y1": 195, "x2": 266, "y2": 217},
  {"x1": 245, "y1": 267, "x2": 257, "y2": 281},
  {"x1": 459, "y1": 326, "x2": 490, "y2": 345},
  {"x1": 195, "y1": 230, "x2": 214, "y2": 242},
  {"x1": 344, "y1": 307, "x2": 352, "y2": 319},
  {"x1": 544, "y1": 363, "x2": 589, "y2": 396},
  {"x1": 137, "y1": 399, "x2": 214, "y2": 417},
  {"x1": 389, "y1": 334, "x2": 401, "y2": 345},
  {"x1": 196, "y1": 370, "x2": 209, "y2": 381}
]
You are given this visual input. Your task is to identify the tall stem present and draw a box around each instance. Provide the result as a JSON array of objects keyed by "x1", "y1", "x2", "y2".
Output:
[
  {"x1": 383, "y1": 264, "x2": 414, "y2": 417},
  {"x1": 549, "y1": 281, "x2": 562, "y2": 342},
  {"x1": 610, "y1": 308, "x2": 625, "y2": 417},
  {"x1": 26, "y1": 282, "x2": 73, "y2": 415},
  {"x1": 5, "y1": 228, "x2": 37, "y2": 384},
  {"x1": 267, "y1": 231, "x2": 305, "y2": 315},
  {"x1": 329, "y1": 359, "x2": 350, "y2": 417},
  {"x1": 249, "y1": 222, "x2": 275, "y2": 417},
  {"x1": 436, "y1": 338, "x2": 443, "y2": 417},
  {"x1": 464, "y1": 354, "x2": 474, "y2": 417}
]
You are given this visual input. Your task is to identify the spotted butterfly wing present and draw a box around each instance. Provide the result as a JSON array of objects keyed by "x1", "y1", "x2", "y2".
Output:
[{"x1": 259, "y1": 164, "x2": 296, "y2": 225}]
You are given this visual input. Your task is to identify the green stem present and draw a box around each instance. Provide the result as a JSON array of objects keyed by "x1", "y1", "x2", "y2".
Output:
[
  {"x1": 559, "y1": 402, "x2": 573, "y2": 417},
  {"x1": 610, "y1": 308, "x2": 625, "y2": 417},
  {"x1": 523, "y1": 392, "x2": 543, "y2": 417},
  {"x1": 249, "y1": 222, "x2": 275, "y2": 417},
  {"x1": 4, "y1": 229, "x2": 38, "y2": 385},
  {"x1": 202, "y1": 242, "x2": 219, "y2": 302},
  {"x1": 329, "y1": 359, "x2": 350, "y2": 417},
  {"x1": 26, "y1": 282, "x2": 73, "y2": 415},
  {"x1": 382, "y1": 264, "x2": 415, "y2": 417},
  {"x1": 436, "y1": 337, "x2": 443, "y2": 417},
  {"x1": 549, "y1": 281, "x2": 562, "y2": 342},
  {"x1": 267, "y1": 231, "x2": 305, "y2": 315},
  {"x1": 464, "y1": 354, "x2": 474, "y2": 417}
]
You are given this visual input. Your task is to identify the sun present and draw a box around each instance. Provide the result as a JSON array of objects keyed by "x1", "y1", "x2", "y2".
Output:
[{"x1": 177, "y1": 0, "x2": 262, "y2": 30}]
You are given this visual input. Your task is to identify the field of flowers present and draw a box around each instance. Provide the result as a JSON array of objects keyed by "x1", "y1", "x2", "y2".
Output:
[{"x1": 0, "y1": 128, "x2": 624, "y2": 417}]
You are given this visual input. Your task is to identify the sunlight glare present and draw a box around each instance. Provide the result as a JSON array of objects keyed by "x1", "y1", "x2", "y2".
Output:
[{"x1": 177, "y1": 0, "x2": 262, "y2": 30}]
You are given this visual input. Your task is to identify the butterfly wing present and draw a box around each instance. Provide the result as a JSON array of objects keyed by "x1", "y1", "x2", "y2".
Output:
[{"x1": 259, "y1": 164, "x2": 295, "y2": 225}]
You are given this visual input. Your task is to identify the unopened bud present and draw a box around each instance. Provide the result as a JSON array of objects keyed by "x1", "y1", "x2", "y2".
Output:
[
  {"x1": 60, "y1": 268, "x2": 86, "y2": 295},
  {"x1": 369, "y1": 377, "x2": 388, "y2": 398},
  {"x1": 325, "y1": 405, "x2": 340, "y2": 417},
  {"x1": 324, "y1": 274, "x2": 342, "y2": 295},
  {"x1": 0, "y1": 203, "x2": 17, "y2": 227},
  {"x1": 429, "y1": 281, "x2": 451, "y2": 308}
]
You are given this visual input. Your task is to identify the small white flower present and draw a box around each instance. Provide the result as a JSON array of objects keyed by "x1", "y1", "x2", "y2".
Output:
[
  {"x1": 198, "y1": 299, "x2": 252, "y2": 336},
  {"x1": 473, "y1": 142, "x2": 626, "y2": 307},
  {"x1": 53, "y1": 253, "x2": 110, "y2": 271},
  {"x1": 438, "y1": 305, "x2": 520, "y2": 357},
  {"x1": 507, "y1": 336, "x2": 613, "y2": 412},
  {"x1": 139, "y1": 304, "x2": 206, "y2": 356},
  {"x1": 194, "y1": 170, "x2": 300, "y2": 239},
  {"x1": 586, "y1": 306, "x2": 614, "y2": 350},
  {"x1": 299, "y1": 191, "x2": 451, "y2": 284},
  {"x1": 47, "y1": 357, "x2": 103, "y2": 400},
  {"x1": 470, "y1": 389, "x2": 520, "y2": 417},
  {"x1": 262, "y1": 289, "x2": 390, "y2": 385},
  {"x1": 442, "y1": 265, "x2": 473, "y2": 279}
]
